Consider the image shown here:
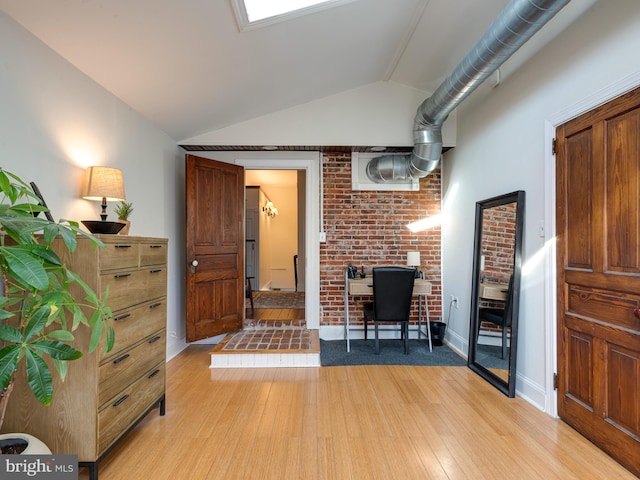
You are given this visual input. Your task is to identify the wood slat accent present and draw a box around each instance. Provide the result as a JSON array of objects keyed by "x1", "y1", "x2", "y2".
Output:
[{"x1": 84, "y1": 345, "x2": 638, "y2": 479}]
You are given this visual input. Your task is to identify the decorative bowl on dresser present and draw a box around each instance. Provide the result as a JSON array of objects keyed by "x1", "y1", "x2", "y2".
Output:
[{"x1": 2, "y1": 235, "x2": 168, "y2": 480}]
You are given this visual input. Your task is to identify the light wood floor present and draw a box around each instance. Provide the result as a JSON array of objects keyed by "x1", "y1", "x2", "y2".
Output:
[{"x1": 85, "y1": 345, "x2": 637, "y2": 480}]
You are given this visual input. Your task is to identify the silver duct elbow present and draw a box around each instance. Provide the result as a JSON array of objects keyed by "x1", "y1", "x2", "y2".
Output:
[
  {"x1": 366, "y1": 0, "x2": 570, "y2": 184},
  {"x1": 366, "y1": 113, "x2": 443, "y2": 182}
]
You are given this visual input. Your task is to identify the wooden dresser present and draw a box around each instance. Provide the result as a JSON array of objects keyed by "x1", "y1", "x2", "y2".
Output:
[{"x1": 3, "y1": 235, "x2": 168, "y2": 480}]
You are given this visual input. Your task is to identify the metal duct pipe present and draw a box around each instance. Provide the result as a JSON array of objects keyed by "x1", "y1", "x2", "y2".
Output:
[{"x1": 366, "y1": 0, "x2": 570, "y2": 183}]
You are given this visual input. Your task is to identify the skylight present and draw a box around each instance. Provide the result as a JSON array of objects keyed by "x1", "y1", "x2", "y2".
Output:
[{"x1": 232, "y1": 0, "x2": 354, "y2": 31}]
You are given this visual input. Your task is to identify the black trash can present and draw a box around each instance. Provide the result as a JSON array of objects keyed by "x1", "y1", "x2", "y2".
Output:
[{"x1": 429, "y1": 321, "x2": 447, "y2": 346}]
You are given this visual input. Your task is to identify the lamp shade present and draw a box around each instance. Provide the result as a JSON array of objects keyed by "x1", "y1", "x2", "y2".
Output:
[
  {"x1": 82, "y1": 166, "x2": 125, "y2": 202},
  {"x1": 407, "y1": 251, "x2": 421, "y2": 267}
]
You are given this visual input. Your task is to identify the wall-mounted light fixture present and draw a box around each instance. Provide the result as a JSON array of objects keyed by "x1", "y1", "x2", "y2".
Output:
[{"x1": 263, "y1": 200, "x2": 278, "y2": 217}]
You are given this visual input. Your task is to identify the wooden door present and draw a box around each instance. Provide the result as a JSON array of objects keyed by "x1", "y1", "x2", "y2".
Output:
[
  {"x1": 556, "y1": 86, "x2": 640, "y2": 476},
  {"x1": 186, "y1": 154, "x2": 244, "y2": 342}
]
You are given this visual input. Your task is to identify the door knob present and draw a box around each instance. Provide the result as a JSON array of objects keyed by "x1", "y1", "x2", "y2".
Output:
[
  {"x1": 190, "y1": 259, "x2": 198, "y2": 274},
  {"x1": 634, "y1": 307, "x2": 640, "y2": 320}
]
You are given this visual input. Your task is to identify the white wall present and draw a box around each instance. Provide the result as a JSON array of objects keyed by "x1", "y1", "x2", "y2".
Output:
[
  {"x1": 0, "y1": 12, "x2": 187, "y2": 360},
  {"x1": 181, "y1": 81, "x2": 457, "y2": 148},
  {"x1": 263, "y1": 184, "x2": 298, "y2": 290},
  {"x1": 441, "y1": 0, "x2": 640, "y2": 411}
]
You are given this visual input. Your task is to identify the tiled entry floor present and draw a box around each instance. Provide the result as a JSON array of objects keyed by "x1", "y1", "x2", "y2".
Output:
[
  {"x1": 219, "y1": 327, "x2": 315, "y2": 351},
  {"x1": 209, "y1": 308, "x2": 320, "y2": 368}
]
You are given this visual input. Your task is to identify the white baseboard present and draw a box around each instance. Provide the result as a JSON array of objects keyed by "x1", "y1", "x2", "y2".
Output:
[{"x1": 319, "y1": 325, "x2": 433, "y2": 341}]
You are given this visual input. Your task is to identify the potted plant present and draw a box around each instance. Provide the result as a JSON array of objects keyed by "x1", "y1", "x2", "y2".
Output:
[
  {"x1": 113, "y1": 200, "x2": 133, "y2": 235},
  {"x1": 0, "y1": 168, "x2": 114, "y2": 454}
]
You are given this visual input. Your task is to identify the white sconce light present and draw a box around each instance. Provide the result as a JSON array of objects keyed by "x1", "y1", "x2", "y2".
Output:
[{"x1": 263, "y1": 201, "x2": 278, "y2": 217}]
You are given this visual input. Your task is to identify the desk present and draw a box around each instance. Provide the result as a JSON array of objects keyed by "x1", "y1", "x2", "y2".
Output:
[
  {"x1": 344, "y1": 269, "x2": 432, "y2": 352},
  {"x1": 479, "y1": 282, "x2": 508, "y2": 301}
]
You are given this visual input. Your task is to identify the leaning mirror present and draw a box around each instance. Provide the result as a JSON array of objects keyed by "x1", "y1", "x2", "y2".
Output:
[{"x1": 468, "y1": 190, "x2": 524, "y2": 397}]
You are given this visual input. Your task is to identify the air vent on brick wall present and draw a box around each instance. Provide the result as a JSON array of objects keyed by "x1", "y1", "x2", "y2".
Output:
[{"x1": 352, "y1": 152, "x2": 419, "y2": 191}]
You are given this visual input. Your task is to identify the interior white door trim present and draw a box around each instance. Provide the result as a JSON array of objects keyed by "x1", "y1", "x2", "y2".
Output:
[
  {"x1": 544, "y1": 70, "x2": 640, "y2": 417},
  {"x1": 235, "y1": 154, "x2": 321, "y2": 330}
]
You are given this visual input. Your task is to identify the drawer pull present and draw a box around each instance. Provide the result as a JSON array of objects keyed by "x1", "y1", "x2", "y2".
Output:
[
  {"x1": 113, "y1": 354, "x2": 130, "y2": 365},
  {"x1": 114, "y1": 273, "x2": 131, "y2": 279},
  {"x1": 114, "y1": 313, "x2": 131, "y2": 321},
  {"x1": 150, "y1": 245, "x2": 163, "y2": 249},
  {"x1": 148, "y1": 369, "x2": 161, "y2": 379},
  {"x1": 149, "y1": 303, "x2": 162, "y2": 309},
  {"x1": 149, "y1": 336, "x2": 162, "y2": 344},
  {"x1": 115, "y1": 245, "x2": 133, "y2": 249},
  {"x1": 149, "y1": 269, "x2": 162, "y2": 274},
  {"x1": 113, "y1": 394, "x2": 129, "y2": 408}
]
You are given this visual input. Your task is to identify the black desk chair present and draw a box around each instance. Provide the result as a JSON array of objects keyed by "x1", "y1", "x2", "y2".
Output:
[
  {"x1": 478, "y1": 275, "x2": 513, "y2": 359},
  {"x1": 363, "y1": 266, "x2": 416, "y2": 355}
]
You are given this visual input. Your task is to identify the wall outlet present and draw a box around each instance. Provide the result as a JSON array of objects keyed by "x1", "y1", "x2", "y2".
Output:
[
  {"x1": 319, "y1": 231, "x2": 326, "y2": 242},
  {"x1": 450, "y1": 295, "x2": 459, "y2": 308}
]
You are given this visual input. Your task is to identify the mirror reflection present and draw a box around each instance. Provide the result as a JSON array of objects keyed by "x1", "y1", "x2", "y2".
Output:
[{"x1": 468, "y1": 191, "x2": 524, "y2": 397}]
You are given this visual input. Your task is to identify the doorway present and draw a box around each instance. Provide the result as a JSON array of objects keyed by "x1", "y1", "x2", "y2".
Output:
[
  {"x1": 245, "y1": 170, "x2": 302, "y2": 293},
  {"x1": 235, "y1": 155, "x2": 321, "y2": 331},
  {"x1": 244, "y1": 169, "x2": 305, "y2": 325}
]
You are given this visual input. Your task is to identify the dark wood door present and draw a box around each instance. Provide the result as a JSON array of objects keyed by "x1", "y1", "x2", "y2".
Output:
[
  {"x1": 186, "y1": 154, "x2": 244, "y2": 342},
  {"x1": 556, "y1": 86, "x2": 640, "y2": 476}
]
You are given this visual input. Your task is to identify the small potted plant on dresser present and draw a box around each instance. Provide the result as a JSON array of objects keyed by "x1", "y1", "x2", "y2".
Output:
[
  {"x1": 0, "y1": 168, "x2": 114, "y2": 454},
  {"x1": 113, "y1": 200, "x2": 133, "y2": 235}
]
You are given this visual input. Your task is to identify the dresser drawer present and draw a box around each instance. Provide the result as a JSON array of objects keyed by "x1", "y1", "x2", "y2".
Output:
[
  {"x1": 98, "y1": 363, "x2": 165, "y2": 454},
  {"x1": 140, "y1": 242, "x2": 167, "y2": 266},
  {"x1": 99, "y1": 242, "x2": 139, "y2": 271},
  {"x1": 98, "y1": 330, "x2": 166, "y2": 407},
  {"x1": 101, "y1": 268, "x2": 167, "y2": 311},
  {"x1": 99, "y1": 299, "x2": 167, "y2": 358}
]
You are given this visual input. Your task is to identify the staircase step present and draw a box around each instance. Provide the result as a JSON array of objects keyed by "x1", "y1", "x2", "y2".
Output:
[{"x1": 209, "y1": 329, "x2": 320, "y2": 368}]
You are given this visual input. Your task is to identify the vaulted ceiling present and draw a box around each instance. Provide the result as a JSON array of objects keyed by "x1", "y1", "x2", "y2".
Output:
[{"x1": 0, "y1": 0, "x2": 593, "y2": 143}]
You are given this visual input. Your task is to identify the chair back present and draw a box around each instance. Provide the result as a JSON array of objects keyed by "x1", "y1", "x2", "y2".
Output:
[{"x1": 372, "y1": 267, "x2": 416, "y2": 322}]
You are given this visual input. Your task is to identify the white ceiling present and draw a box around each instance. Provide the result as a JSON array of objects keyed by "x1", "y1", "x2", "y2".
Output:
[{"x1": 0, "y1": 0, "x2": 592, "y2": 143}]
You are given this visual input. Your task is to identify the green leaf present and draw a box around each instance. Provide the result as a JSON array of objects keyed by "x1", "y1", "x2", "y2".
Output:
[
  {"x1": 88, "y1": 318, "x2": 103, "y2": 353},
  {"x1": 30, "y1": 243, "x2": 62, "y2": 266},
  {"x1": 23, "y1": 305, "x2": 51, "y2": 341},
  {"x1": 46, "y1": 329, "x2": 75, "y2": 342},
  {"x1": 29, "y1": 340, "x2": 82, "y2": 361},
  {"x1": 0, "y1": 170, "x2": 12, "y2": 200},
  {"x1": 0, "y1": 344, "x2": 21, "y2": 390},
  {"x1": 25, "y1": 348, "x2": 53, "y2": 406},
  {"x1": 0, "y1": 246, "x2": 49, "y2": 290},
  {"x1": 0, "y1": 323, "x2": 23, "y2": 343},
  {"x1": 105, "y1": 324, "x2": 115, "y2": 353},
  {"x1": 52, "y1": 358, "x2": 68, "y2": 381},
  {"x1": 57, "y1": 226, "x2": 77, "y2": 253}
]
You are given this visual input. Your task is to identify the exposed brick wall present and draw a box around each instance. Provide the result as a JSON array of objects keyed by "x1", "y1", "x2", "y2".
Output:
[
  {"x1": 319, "y1": 152, "x2": 442, "y2": 328},
  {"x1": 479, "y1": 202, "x2": 516, "y2": 333}
]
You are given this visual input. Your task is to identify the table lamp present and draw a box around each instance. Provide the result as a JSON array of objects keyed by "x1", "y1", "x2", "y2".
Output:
[
  {"x1": 81, "y1": 166, "x2": 127, "y2": 234},
  {"x1": 407, "y1": 251, "x2": 422, "y2": 278}
]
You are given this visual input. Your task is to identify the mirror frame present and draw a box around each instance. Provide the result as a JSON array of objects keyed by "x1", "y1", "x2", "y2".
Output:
[{"x1": 468, "y1": 190, "x2": 525, "y2": 397}]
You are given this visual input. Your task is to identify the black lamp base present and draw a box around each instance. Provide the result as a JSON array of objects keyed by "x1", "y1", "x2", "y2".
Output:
[{"x1": 82, "y1": 220, "x2": 126, "y2": 235}]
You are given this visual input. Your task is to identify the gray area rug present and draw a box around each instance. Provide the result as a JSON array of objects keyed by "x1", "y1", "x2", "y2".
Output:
[
  {"x1": 320, "y1": 339, "x2": 467, "y2": 366},
  {"x1": 252, "y1": 291, "x2": 305, "y2": 309}
]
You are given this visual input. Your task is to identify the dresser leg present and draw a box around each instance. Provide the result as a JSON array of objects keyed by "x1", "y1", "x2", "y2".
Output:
[
  {"x1": 80, "y1": 461, "x2": 98, "y2": 480},
  {"x1": 159, "y1": 394, "x2": 166, "y2": 416}
]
